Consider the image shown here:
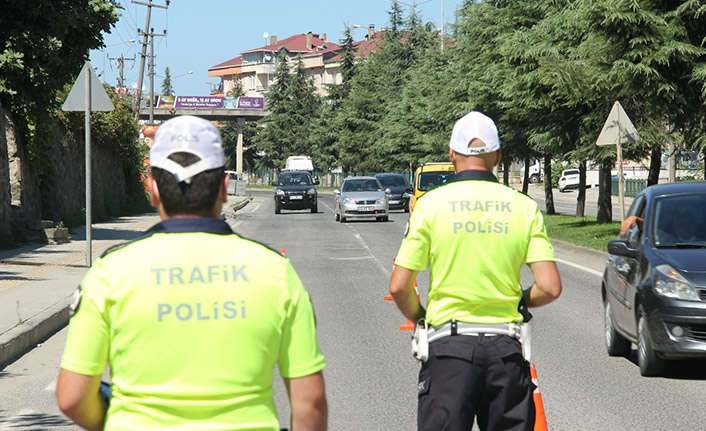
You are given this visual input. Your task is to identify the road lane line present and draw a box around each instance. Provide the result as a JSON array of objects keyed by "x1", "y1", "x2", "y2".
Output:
[{"x1": 556, "y1": 257, "x2": 603, "y2": 277}]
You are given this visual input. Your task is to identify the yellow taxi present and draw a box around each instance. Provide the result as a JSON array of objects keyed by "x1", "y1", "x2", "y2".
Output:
[{"x1": 409, "y1": 162, "x2": 456, "y2": 211}]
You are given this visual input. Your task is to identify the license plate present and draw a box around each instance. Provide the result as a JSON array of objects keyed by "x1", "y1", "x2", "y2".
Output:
[
  {"x1": 289, "y1": 195, "x2": 302, "y2": 200},
  {"x1": 359, "y1": 206, "x2": 373, "y2": 212},
  {"x1": 389, "y1": 200, "x2": 399, "y2": 204}
]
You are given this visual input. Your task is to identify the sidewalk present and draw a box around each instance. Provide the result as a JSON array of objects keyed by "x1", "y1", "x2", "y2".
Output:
[
  {"x1": 0, "y1": 196, "x2": 249, "y2": 368},
  {"x1": 516, "y1": 183, "x2": 634, "y2": 220}
]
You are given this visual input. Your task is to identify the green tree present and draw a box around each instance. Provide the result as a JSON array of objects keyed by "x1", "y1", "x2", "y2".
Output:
[
  {"x1": 0, "y1": 0, "x2": 119, "y2": 117},
  {"x1": 253, "y1": 51, "x2": 321, "y2": 170},
  {"x1": 161, "y1": 67, "x2": 173, "y2": 96}
]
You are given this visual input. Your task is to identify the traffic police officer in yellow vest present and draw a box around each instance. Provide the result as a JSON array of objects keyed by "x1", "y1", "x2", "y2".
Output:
[
  {"x1": 56, "y1": 115, "x2": 328, "y2": 431},
  {"x1": 389, "y1": 111, "x2": 562, "y2": 431}
]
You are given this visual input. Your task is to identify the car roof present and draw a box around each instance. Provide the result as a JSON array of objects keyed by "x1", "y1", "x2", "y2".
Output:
[
  {"x1": 641, "y1": 181, "x2": 706, "y2": 199},
  {"x1": 375, "y1": 173, "x2": 404, "y2": 177},
  {"x1": 280, "y1": 170, "x2": 311, "y2": 175},
  {"x1": 343, "y1": 176, "x2": 378, "y2": 181}
]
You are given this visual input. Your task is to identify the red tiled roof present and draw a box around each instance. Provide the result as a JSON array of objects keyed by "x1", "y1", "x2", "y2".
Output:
[
  {"x1": 327, "y1": 31, "x2": 384, "y2": 62},
  {"x1": 241, "y1": 33, "x2": 339, "y2": 55},
  {"x1": 209, "y1": 55, "x2": 242, "y2": 71}
]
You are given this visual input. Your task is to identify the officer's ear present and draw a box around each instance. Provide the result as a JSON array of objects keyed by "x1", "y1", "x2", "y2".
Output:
[
  {"x1": 492, "y1": 150, "x2": 502, "y2": 168},
  {"x1": 148, "y1": 175, "x2": 161, "y2": 207},
  {"x1": 219, "y1": 173, "x2": 229, "y2": 204}
]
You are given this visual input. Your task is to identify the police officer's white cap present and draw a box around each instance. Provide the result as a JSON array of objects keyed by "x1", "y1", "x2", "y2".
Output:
[
  {"x1": 449, "y1": 111, "x2": 500, "y2": 155},
  {"x1": 150, "y1": 115, "x2": 226, "y2": 183}
]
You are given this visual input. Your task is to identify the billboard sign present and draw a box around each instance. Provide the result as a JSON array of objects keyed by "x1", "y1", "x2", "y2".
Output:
[{"x1": 174, "y1": 96, "x2": 264, "y2": 109}]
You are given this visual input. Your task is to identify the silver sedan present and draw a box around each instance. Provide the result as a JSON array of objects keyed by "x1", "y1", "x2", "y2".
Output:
[{"x1": 334, "y1": 176, "x2": 390, "y2": 222}]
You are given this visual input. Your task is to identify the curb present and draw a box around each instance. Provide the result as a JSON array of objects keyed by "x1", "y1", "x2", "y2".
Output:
[
  {"x1": 0, "y1": 297, "x2": 71, "y2": 369},
  {"x1": 551, "y1": 238, "x2": 608, "y2": 260}
]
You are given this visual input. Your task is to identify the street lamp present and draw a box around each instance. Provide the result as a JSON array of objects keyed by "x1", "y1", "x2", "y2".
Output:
[{"x1": 173, "y1": 70, "x2": 194, "y2": 79}]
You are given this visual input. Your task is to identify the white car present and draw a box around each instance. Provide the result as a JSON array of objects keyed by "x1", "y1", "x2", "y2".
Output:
[
  {"x1": 558, "y1": 169, "x2": 580, "y2": 192},
  {"x1": 333, "y1": 176, "x2": 390, "y2": 222}
]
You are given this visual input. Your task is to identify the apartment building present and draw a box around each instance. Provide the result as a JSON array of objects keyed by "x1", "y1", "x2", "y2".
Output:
[{"x1": 208, "y1": 25, "x2": 381, "y2": 98}]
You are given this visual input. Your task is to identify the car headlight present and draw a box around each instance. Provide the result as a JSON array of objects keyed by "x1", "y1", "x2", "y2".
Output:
[
  {"x1": 342, "y1": 197, "x2": 353, "y2": 204},
  {"x1": 376, "y1": 197, "x2": 386, "y2": 204},
  {"x1": 653, "y1": 264, "x2": 700, "y2": 301},
  {"x1": 307, "y1": 188, "x2": 316, "y2": 196},
  {"x1": 402, "y1": 192, "x2": 411, "y2": 198},
  {"x1": 276, "y1": 189, "x2": 285, "y2": 196}
]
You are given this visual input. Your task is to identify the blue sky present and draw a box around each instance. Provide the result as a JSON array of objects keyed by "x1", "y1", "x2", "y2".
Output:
[{"x1": 89, "y1": 0, "x2": 463, "y2": 96}]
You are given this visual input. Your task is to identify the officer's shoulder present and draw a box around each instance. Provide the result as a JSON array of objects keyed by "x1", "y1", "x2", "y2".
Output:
[
  {"x1": 503, "y1": 185, "x2": 540, "y2": 206},
  {"x1": 100, "y1": 231, "x2": 155, "y2": 258}
]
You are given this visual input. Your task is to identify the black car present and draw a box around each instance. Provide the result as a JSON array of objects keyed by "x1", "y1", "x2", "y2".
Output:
[
  {"x1": 375, "y1": 173, "x2": 412, "y2": 212},
  {"x1": 602, "y1": 182, "x2": 706, "y2": 376},
  {"x1": 274, "y1": 171, "x2": 319, "y2": 214}
]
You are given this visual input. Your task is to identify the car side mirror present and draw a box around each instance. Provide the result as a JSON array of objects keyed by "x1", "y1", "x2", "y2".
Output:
[
  {"x1": 313, "y1": 177, "x2": 320, "y2": 185},
  {"x1": 407, "y1": 186, "x2": 413, "y2": 192},
  {"x1": 334, "y1": 189, "x2": 340, "y2": 195},
  {"x1": 607, "y1": 239, "x2": 638, "y2": 259},
  {"x1": 385, "y1": 188, "x2": 392, "y2": 195}
]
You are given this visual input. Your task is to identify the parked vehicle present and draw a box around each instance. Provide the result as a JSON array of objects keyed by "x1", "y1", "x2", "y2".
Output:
[
  {"x1": 602, "y1": 182, "x2": 706, "y2": 376},
  {"x1": 410, "y1": 162, "x2": 456, "y2": 211},
  {"x1": 333, "y1": 176, "x2": 390, "y2": 222},
  {"x1": 273, "y1": 171, "x2": 319, "y2": 214},
  {"x1": 521, "y1": 162, "x2": 543, "y2": 184},
  {"x1": 375, "y1": 173, "x2": 412, "y2": 212},
  {"x1": 558, "y1": 169, "x2": 580, "y2": 192}
]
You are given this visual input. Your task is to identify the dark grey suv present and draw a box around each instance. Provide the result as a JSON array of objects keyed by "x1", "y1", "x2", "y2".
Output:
[
  {"x1": 375, "y1": 173, "x2": 412, "y2": 212},
  {"x1": 274, "y1": 171, "x2": 319, "y2": 214}
]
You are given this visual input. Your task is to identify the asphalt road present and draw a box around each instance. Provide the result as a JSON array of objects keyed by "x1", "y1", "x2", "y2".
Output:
[{"x1": 1, "y1": 188, "x2": 705, "y2": 430}]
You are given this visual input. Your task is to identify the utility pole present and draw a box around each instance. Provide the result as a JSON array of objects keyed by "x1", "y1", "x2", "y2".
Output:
[
  {"x1": 133, "y1": 0, "x2": 169, "y2": 121},
  {"x1": 137, "y1": 27, "x2": 166, "y2": 124},
  {"x1": 108, "y1": 54, "x2": 135, "y2": 88}
]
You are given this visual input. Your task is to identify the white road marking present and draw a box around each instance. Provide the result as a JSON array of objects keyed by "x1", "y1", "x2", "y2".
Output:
[
  {"x1": 44, "y1": 378, "x2": 57, "y2": 391},
  {"x1": 556, "y1": 257, "x2": 603, "y2": 277},
  {"x1": 320, "y1": 200, "x2": 391, "y2": 276}
]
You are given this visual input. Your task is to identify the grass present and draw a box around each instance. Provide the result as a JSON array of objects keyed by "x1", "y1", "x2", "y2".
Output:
[{"x1": 542, "y1": 213, "x2": 621, "y2": 252}]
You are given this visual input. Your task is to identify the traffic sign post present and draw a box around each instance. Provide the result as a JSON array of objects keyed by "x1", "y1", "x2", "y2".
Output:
[
  {"x1": 62, "y1": 61, "x2": 114, "y2": 267},
  {"x1": 596, "y1": 101, "x2": 641, "y2": 221}
]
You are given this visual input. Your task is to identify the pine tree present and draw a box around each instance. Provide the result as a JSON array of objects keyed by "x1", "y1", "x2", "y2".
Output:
[{"x1": 161, "y1": 67, "x2": 173, "y2": 96}]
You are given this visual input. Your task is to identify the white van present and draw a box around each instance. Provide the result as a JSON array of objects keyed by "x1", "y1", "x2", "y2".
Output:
[{"x1": 284, "y1": 156, "x2": 314, "y2": 172}]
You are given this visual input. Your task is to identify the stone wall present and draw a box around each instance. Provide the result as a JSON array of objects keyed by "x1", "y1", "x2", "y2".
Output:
[
  {"x1": 1, "y1": 102, "x2": 130, "y2": 244},
  {"x1": 0, "y1": 107, "x2": 11, "y2": 237},
  {"x1": 46, "y1": 122, "x2": 127, "y2": 225}
]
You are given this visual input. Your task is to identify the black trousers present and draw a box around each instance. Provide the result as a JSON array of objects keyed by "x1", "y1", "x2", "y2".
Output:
[{"x1": 417, "y1": 334, "x2": 535, "y2": 431}]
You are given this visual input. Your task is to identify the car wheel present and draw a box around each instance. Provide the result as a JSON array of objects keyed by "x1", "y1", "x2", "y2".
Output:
[
  {"x1": 340, "y1": 216, "x2": 346, "y2": 223},
  {"x1": 274, "y1": 205, "x2": 280, "y2": 215},
  {"x1": 604, "y1": 300, "x2": 631, "y2": 356},
  {"x1": 335, "y1": 211, "x2": 340, "y2": 222},
  {"x1": 404, "y1": 206, "x2": 410, "y2": 213},
  {"x1": 637, "y1": 305, "x2": 665, "y2": 377},
  {"x1": 530, "y1": 174, "x2": 540, "y2": 184},
  {"x1": 311, "y1": 204, "x2": 318, "y2": 214},
  {"x1": 559, "y1": 187, "x2": 565, "y2": 193},
  {"x1": 380, "y1": 216, "x2": 389, "y2": 222}
]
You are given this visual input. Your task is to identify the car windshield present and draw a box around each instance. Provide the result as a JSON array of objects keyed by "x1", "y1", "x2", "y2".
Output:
[
  {"x1": 278, "y1": 173, "x2": 312, "y2": 186},
  {"x1": 377, "y1": 175, "x2": 407, "y2": 187},
  {"x1": 342, "y1": 179, "x2": 382, "y2": 192},
  {"x1": 418, "y1": 172, "x2": 455, "y2": 192},
  {"x1": 563, "y1": 170, "x2": 579, "y2": 176},
  {"x1": 652, "y1": 193, "x2": 706, "y2": 247}
]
